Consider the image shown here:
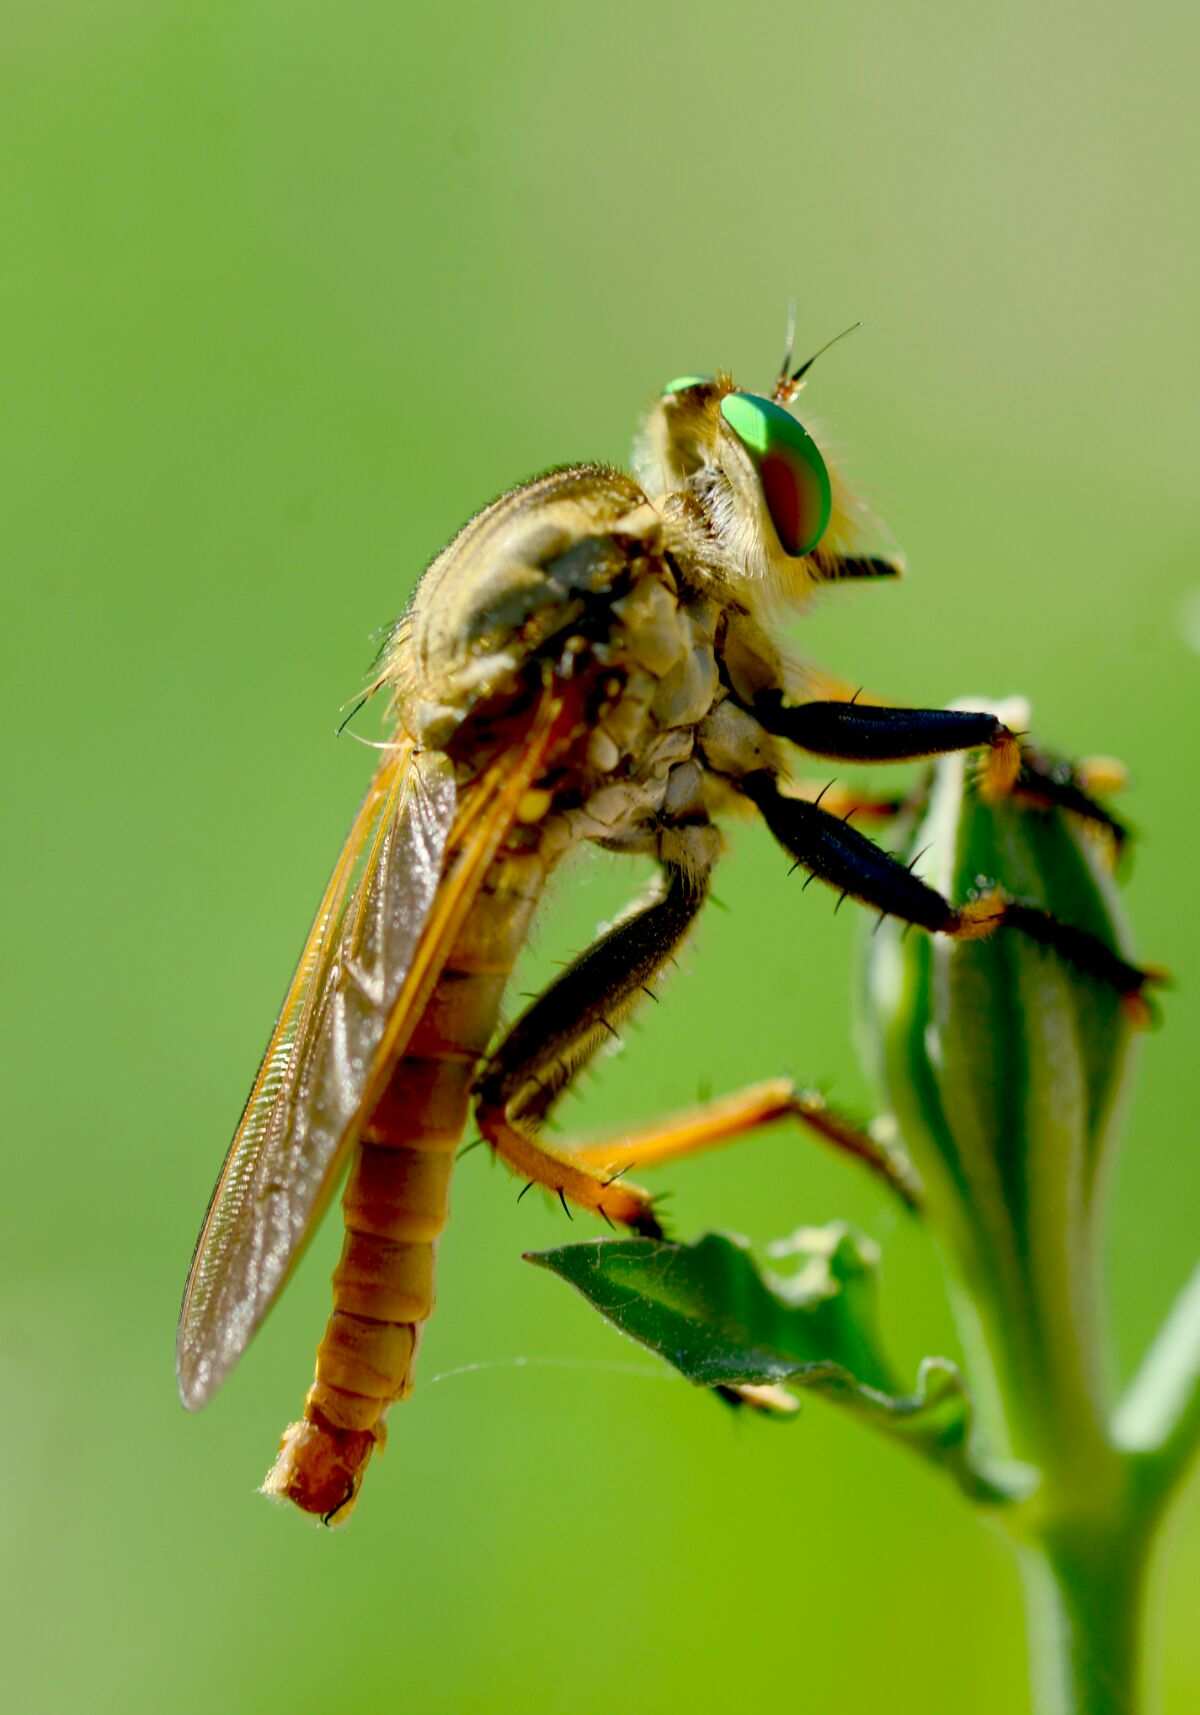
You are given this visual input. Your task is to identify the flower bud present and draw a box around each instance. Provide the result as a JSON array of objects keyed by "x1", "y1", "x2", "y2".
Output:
[{"x1": 861, "y1": 699, "x2": 1145, "y2": 1477}]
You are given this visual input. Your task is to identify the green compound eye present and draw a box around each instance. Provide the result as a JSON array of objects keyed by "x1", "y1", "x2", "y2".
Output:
[
  {"x1": 662, "y1": 375, "x2": 710, "y2": 395},
  {"x1": 719, "y1": 391, "x2": 831, "y2": 556}
]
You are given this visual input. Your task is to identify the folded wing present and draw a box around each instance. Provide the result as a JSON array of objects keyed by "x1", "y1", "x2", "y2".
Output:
[{"x1": 177, "y1": 741, "x2": 456, "y2": 1410}]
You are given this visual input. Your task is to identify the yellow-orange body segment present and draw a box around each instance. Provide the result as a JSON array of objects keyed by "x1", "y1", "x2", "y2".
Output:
[{"x1": 263, "y1": 840, "x2": 548, "y2": 1520}]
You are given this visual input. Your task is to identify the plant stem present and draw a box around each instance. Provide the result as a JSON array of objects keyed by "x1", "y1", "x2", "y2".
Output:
[{"x1": 1019, "y1": 1523, "x2": 1153, "y2": 1715}]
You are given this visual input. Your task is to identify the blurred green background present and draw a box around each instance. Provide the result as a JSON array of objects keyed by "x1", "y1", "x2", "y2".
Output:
[{"x1": 5, "y1": 1, "x2": 1197, "y2": 1710}]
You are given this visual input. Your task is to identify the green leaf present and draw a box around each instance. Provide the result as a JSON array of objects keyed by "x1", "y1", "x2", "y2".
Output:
[
  {"x1": 526, "y1": 1226, "x2": 1027, "y2": 1504},
  {"x1": 1114, "y1": 1262, "x2": 1200, "y2": 1508}
]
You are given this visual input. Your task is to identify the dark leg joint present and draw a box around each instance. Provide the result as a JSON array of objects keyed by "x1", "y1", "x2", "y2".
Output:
[{"x1": 626, "y1": 1204, "x2": 666, "y2": 1240}]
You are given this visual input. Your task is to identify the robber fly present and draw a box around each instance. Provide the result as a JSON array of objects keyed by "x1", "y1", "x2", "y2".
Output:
[{"x1": 177, "y1": 329, "x2": 1149, "y2": 1524}]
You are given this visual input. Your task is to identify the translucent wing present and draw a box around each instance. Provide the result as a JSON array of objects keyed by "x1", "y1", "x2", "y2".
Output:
[{"x1": 177, "y1": 740, "x2": 457, "y2": 1409}]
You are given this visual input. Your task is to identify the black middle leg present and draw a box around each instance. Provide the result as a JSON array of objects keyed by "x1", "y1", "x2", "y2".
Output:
[
  {"x1": 738, "y1": 768, "x2": 1151, "y2": 1005},
  {"x1": 471, "y1": 861, "x2": 709, "y2": 1235},
  {"x1": 739, "y1": 769, "x2": 980, "y2": 935}
]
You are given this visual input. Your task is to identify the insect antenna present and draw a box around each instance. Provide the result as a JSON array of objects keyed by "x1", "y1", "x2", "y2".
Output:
[
  {"x1": 773, "y1": 321, "x2": 862, "y2": 403},
  {"x1": 775, "y1": 298, "x2": 799, "y2": 393}
]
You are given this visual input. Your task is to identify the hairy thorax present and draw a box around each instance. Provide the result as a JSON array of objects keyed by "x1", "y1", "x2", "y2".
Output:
[{"x1": 387, "y1": 464, "x2": 785, "y2": 883}]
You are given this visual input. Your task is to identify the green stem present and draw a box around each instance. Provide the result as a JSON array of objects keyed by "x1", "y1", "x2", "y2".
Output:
[
  {"x1": 1019, "y1": 1524, "x2": 1152, "y2": 1715},
  {"x1": 1005, "y1": 1257, "x2": 1200, "y2": 1715}
]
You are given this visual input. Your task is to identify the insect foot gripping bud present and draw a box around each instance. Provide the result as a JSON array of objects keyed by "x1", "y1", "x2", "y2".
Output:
[{"x1": 862, "y1": 698, "x2": 1151, "y2": 1498}]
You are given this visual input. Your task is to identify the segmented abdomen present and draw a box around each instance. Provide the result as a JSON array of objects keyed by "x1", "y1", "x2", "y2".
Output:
[{"x1": 262, "y1": 841, "x2": 546, "y2": 1522}]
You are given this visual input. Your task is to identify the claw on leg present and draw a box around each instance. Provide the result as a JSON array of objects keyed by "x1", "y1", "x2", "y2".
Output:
[
  {"x1": 978, "y1": 729, "x2": 1022, "y2": 800},
  {"x1": 474, "y1": 1097, "x2": 663, "y2": 1234}
]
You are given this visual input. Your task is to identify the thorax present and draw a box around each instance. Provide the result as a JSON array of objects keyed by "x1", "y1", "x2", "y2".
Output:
[{"x1": 387, "y1": 464, "x2": 786, "y2": 871}]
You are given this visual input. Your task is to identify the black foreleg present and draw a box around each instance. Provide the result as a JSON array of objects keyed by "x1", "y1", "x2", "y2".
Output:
[{"x1": 752, "y1": 693, "x2": 1017, "y2": 778}]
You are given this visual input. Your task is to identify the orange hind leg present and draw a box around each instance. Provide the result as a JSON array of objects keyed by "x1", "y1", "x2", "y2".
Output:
[{"x1": 473, "y1": 861, "x2": 919, "y2": 1225}]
